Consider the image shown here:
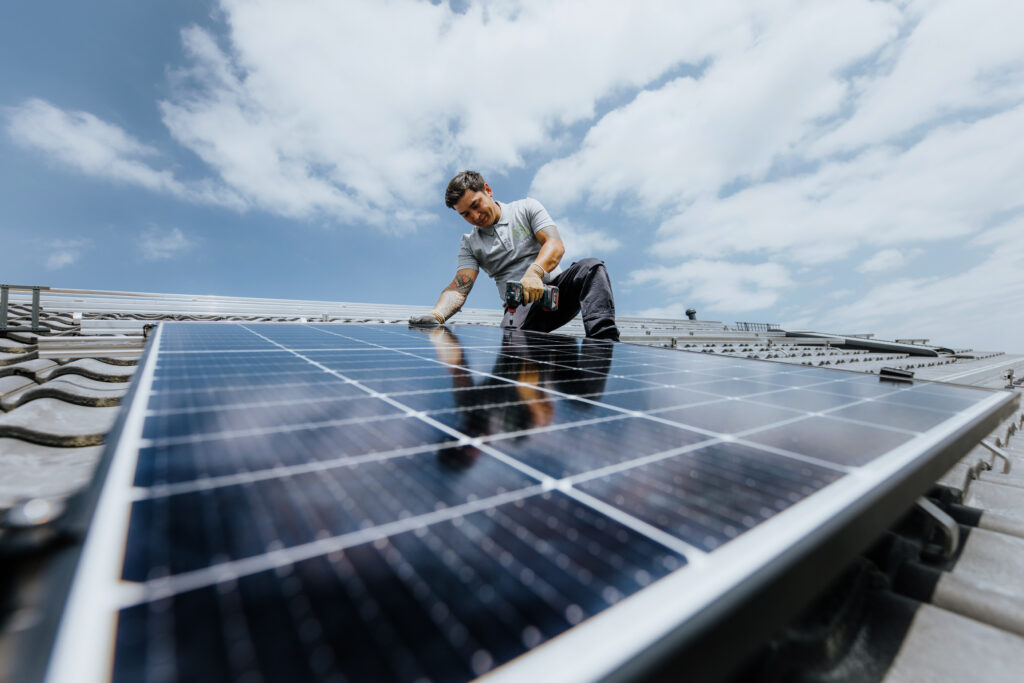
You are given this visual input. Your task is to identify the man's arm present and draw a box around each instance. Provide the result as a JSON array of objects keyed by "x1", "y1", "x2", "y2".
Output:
[
  {"x1": 519, "y1": 226, "x2": 565, "y2": 304},
  {"x1": 409, "y1": 269, "x2": 478, "y2": 325}
]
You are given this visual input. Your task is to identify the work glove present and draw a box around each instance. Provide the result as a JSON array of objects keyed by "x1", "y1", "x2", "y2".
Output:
[
  {"x1": 520, "y1": 263, "x2": 546, "y2": 304},
  {"x1": 409, "y1": 291, "x2": 465, "y2": 326},
  {"x1": 409, "y1": 312, "x2": 444, "y2": 326}
]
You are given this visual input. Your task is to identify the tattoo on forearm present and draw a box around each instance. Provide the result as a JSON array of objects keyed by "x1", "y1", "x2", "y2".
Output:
[{"x1": 446, "y1": 273, "x2": 474, "y2": 295}]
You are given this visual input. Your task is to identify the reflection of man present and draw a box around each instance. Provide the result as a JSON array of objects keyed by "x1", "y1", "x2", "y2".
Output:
[
  {"x1": 426, "y1": 327, "x2": 613, "y2": 439},
  {"x1": 409, "y1": 170, "x2": 620, "y2": 341}
]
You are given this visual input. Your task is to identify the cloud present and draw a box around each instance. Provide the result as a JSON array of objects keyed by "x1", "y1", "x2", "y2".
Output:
[
  {"x1": 155, "y1": 0, "x2": 755, "y2": 226},
  {"x1": 792, "y1": 217, "x2": 1024, "y2": 351},
  {"x1": 46, "y1": 251, "x2": 78, "y2": 270},
  {"x1": 552, "y1": 218, "x2": 621, "y2": 262},
  {"x1": 138, "y1": 227, "x2": 196, "y2": 261},
  {"x1": 5, "y1": 98, "x2": 241, "y2": 208},
  {"x1": 42, "y1": 238, "x2": 90, "y2": 271},
  {"x1": 813, "y1": 0, "x2": 1024, "y2": 155},
  {"x1": 531, "y1": 1, "x2": 901, "y2": 211},
  {"x1": 657, "y1": 105, "x2": 1024, "y2": 265},
  {"x1": 526, "y1": 0, "x2": 1024, "y2": 351},
  {"x1": 630, "y1": 260, "x2": 794, "y2": 312},
  {"x1": 532, "y1": 1, "x2": 1024, "y2": 268},
  {"x1": 856, "y1": 248, "x2": 922, "y2": 273}
]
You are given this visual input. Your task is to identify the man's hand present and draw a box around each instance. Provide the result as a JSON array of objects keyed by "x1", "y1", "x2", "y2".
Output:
[
  {"x1": 520, "y1": 263, "x2": 545, "y2": 304},
  {"x1": 412, "y1": 270, "x2": 476, "y2": 326},
  {"x1": 409, "y1": 312, "x2": 444, "y2": 326}
]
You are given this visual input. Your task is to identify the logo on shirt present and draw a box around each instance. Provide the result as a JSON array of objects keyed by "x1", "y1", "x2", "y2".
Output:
[{"x1": 512, "y1": 223, "x2": 532, "y2": 242}]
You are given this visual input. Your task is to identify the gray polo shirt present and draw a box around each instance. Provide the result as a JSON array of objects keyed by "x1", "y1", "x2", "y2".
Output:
[{"x1": 457, "y1": 197, "x2": 562, "y2": 300}]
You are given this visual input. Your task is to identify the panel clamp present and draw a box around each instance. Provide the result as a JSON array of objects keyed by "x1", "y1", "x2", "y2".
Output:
[
  {"x1": 915, "y1": 496, "x2": 960, "y2": 561},
  {"x1": 980, "y1": 439, "x2": 1012, "y2": 474}
]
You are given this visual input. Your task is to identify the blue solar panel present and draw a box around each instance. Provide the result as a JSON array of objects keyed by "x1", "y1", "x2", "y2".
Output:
[{"x1": 38, "y1": 322, "x2": 1018, "y2": 683}]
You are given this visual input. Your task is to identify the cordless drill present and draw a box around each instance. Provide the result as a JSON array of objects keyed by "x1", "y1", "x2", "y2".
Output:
[{"x1": 504, "y1": 281, "x2": 559, "y2": 313}]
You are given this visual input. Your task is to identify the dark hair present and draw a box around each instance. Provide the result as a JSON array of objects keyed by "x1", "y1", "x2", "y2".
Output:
[{"x1": 445, "y1": 170, "x2": 486, "y2": 208}]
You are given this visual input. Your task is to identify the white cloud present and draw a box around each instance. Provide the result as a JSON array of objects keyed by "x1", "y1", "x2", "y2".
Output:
[
  {"x1": 46, "y1": 251, "x2": 78, "y2": 270},
  {"x1": 552, "y1": 218, "x2": 621, "y2": 262},
  {"x1": 630, "y1": 260, "x2": 793, "y2": 312},
  {"x1": 654, "y1": 105, "x2": 1024, "y2": 265},
  {"x1": 814, "y1": 0, "x2": 1024, "y2": 155},
  {"x1": 774, "y1": 214, "x2": 1024, "y2": 350},
  {"x1": 531, "y1": 1, "x2": 901, "y2": 211},
  {"x1": 794, "y1": 218, "x2": 1024, "y2": 351},
  {"x1": 525, "y1": 0, "x2": 1024, "y2": 350},
  {"x1": 42, "y1": 239, "x2": 90, "y2": 271},
  {"x1": 857, "y1": 248, "x2": 922, "y2": 273},
  {"x1": 532, "y1": 1, "x2": 1024, "y2": 267},
  {"x1": 5, "y1": 99, "x2": 241, "y2": 208},
  {"x1": 138, "y1": 227, "x2": 195, "y2": 261},
  {"x1": 156, "y1": 0, "x2": 753, "y2": 226}
]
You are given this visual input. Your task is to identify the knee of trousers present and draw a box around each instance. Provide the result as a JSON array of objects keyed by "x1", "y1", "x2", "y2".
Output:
[
  {"x1": 578, "y1": 258, "x2": 611, "y2": 286},
  {"x1": 575, "y1": 257, "x2": 605, "y2": 271}
]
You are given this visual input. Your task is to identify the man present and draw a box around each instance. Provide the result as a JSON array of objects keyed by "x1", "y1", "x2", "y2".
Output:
[{"x1": 409, "y1": 170, "x2": 620, "y2": 340}]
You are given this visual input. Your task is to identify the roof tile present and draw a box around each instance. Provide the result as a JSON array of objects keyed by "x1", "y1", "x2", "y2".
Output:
[
  {"x1": 0, "y1": 350, "x2": 38, "y2": 367},
  {"x1": 0, "y1": 375, "x2": 35, "y2": 400},
  {"x1": 0, "y1": 338, "x2": 35, "y2": 354},
  {"x1": 0, "y1": 398, "x2": 119, "y2": 447},
  {"x1": 35, "y1": 358, "x2": 135, "y2": 383},
  {"x1": 0, "y1": 359, "x2": 59, "y2": 381},
  {"x1": 1, "y1": 374, "x2": 129, "y2": 411},
  {"x1": 0, "y1": 439, "x2": 103, "y2": 508}
]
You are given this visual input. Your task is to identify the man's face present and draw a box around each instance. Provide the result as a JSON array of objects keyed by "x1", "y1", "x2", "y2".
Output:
[{"x1": 453, "y1": 184, "x2": 501, "y2": 228}]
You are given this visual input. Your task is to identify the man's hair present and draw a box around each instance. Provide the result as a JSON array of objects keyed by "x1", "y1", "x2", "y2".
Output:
[{"x1": 445, "y1": 170, "x2": 486, "y2": 208}]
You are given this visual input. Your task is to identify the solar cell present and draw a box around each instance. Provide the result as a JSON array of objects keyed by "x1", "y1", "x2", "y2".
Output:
[
  {"x1": 36, "y1": 322, "x2": 1018, "y2": 683},
  {"x1": 576, "y1": 441, "x2": 843, "y2": 551},
  {"x1": 650, "y1": 398, "x2": 804, "y2": 433}
]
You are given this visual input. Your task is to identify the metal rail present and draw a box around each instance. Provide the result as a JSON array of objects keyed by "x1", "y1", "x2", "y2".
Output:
[{"x1": 0, "y1": 284, "x2": 51, "y2": 336}]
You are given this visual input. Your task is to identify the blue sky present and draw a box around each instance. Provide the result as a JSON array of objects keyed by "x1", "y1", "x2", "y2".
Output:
[{"x1": 2, "y1": 0, "x2": 1022, "y2": 352}]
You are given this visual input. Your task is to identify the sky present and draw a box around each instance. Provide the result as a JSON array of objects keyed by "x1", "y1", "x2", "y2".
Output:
[{"x1": 2, "y1": 0, "x2": 1022, "y2": 352}]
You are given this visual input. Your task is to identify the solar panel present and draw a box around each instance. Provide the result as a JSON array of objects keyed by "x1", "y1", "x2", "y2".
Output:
[{"x1": 34, "y1": 322, "x2": 1017, "y2": 682}]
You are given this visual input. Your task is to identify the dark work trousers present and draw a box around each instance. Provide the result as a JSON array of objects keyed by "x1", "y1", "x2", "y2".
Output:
[{"x1": 501, "y1": 258, "x2": 620, "y2": 340}]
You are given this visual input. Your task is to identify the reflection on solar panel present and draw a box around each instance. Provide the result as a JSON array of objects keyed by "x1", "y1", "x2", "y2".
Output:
[{"x1": 40, "y1": 323, "x2": 1016, "y2": 682}]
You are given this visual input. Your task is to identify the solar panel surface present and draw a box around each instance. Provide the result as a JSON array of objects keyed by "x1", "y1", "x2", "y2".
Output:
[{"x1": 42, "y1": 322, "x2": 1017, "y2": 683}]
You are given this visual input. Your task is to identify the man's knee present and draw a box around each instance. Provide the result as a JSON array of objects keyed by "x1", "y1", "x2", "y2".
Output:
[
  {"x1": 570, "y1": 258, "x2": 610, "y2": 287},
  {"x1": 576, "y1": 257, "x2": 605, "y2": 272}
]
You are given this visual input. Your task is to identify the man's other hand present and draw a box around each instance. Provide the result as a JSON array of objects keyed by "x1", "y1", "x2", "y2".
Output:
[
  {"x1": 520, "y1": 264, "x2": 545, "y2": 304},
  {"x1": 409, "y1": 313, "x2": 444, "y2": 326}
]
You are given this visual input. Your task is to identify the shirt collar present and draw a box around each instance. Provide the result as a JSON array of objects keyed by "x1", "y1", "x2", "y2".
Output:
[{"x1": 493, "y1": 200, "x2": 509, "y2": 226}]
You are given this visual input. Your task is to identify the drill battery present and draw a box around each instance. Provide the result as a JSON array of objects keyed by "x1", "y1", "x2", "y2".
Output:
[{"x1": 504, "y1": 281, "x2": 559, "y2": 313}]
